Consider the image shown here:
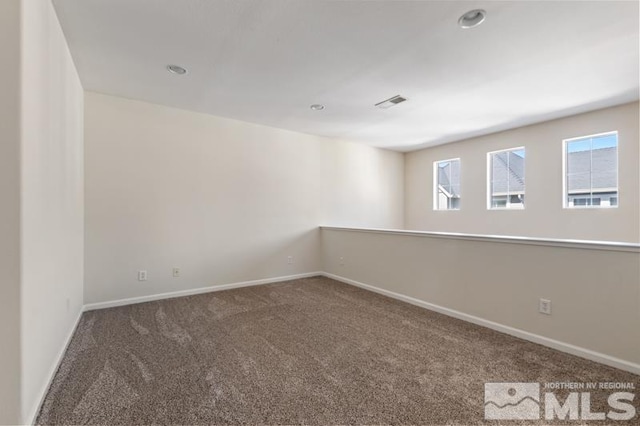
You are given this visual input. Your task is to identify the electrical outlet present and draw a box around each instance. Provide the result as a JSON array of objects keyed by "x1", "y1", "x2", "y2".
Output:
[
  {"x1": 339, "y1": 256, "x2": 345, "y2": 266},
  {"x1": 539, "y1": 298, "x2": 551, "y2": 315},
  {"x1": 138, "y1": 270, "x2": 148, "y2": 281},
  {"x1": 287, "y1": 256, "x2": 294, "y2": 265},
  {"x1": 172, "y1": 267, "x2": 180, "y2": 278}
]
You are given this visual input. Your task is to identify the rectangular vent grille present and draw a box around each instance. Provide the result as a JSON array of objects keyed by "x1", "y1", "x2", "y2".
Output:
[{"x1": 375, "y1": 95, "x2": 407, "y2": 109}]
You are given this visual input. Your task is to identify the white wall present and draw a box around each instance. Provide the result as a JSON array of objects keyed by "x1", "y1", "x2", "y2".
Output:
[
  {"x1": 85, "y1": 92, "x2": 404, "y2": 304},
  {"x1": 405, "y1": 102, "x2": 640, "y2": 243},
  {"x1": 20, "y1": 0, "x2": 84, "y2": 423},
  {"x1": 322, "y1": 228, "x2": 640, "y2": 371},
  {"x1": 0, "y1": 1, "x2": 23, "y2": 423}
]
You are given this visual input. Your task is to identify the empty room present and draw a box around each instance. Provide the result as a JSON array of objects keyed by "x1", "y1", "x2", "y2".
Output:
[{"x1": 1, "y1": 0, "x2": 639, "y2": 424}]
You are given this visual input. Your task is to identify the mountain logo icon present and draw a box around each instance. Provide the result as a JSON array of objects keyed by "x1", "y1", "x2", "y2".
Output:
[{"x1": 485, "y1": 383, "x2": 541, "y2": 420}]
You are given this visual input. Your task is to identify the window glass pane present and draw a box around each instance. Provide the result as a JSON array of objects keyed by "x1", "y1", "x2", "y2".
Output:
[
  {"x1": 491, "y1": 197, "x2": 507, "y2": 208},
  {"x1": 567, "y1": 172, "x2": 590, "y2": 193},
  {"x1": 591, "y1": 171, "x2": 617, "y2": 191},
  {"x1": 567, "y1": 149, "x2": 591, "y2": 175},
  {"x1": 567, "y1": 139, "x2": 591, "y2": 153},
  {"x1": 592, "y1": 134, "x2": 617, "y2": 150},
  {"x1": 510, "y1": 194, "x2": 524, "y2": 205},
  {"x1": 565, "y1": 133, "x2": 617, "y2": 208},
  {"x1": 450, "y1": 161, "x2": 460, "y2": 196},
  {"x1": 435, "y1": 159, "x2": 460, "y2": 210},
  {"x1": 512, "y1": 149, "x2": 525, "y2": 158},
  {"x1": 491, "y1": 182, "x2": 505, "y2": 203},
  {"x1": 489, "y1": 148, "x2": 525, "y2": 209}
]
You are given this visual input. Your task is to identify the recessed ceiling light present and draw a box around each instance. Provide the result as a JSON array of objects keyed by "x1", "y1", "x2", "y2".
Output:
[
  {"x1": 458, "y1": 9, "x2": 486, "y2": 29},
  {"x1": 310, "y1": 104, "x2": 325, "y2": 111},
  {"x1": 166, "y1": 64, "x2": 188, "y2": 75}
]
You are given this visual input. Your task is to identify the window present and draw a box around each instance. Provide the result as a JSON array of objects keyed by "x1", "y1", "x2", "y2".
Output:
[
  {"x1": 564, "y1": 132, "x2": 618, "y2": 208},
  {"x1": 434, "y1": 159, "x2": 460, "y2": 210},
  {"x1": 488, "y1": 148, "x2": 525, "y2": 209},
  {"x1": 572, "y1": 197, "x2": 601, "y2": 207}
]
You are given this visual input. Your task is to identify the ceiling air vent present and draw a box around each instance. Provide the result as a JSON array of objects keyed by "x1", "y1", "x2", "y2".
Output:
[{"x1": 375, "y1": 95, "x2": 407, "y2": 109}]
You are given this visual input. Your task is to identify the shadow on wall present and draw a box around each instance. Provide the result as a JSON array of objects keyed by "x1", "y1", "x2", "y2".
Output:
[{"x1": 209, "y1": 227, "x2": 322, "y2": 283}]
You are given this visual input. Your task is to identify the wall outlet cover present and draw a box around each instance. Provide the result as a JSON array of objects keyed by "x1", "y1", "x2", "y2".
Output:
[{"x1": 539, "y1": 298, "x2": 552, "y2": 315}]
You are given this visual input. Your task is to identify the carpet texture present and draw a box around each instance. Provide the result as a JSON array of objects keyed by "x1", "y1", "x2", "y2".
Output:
[{"x1": 37, "y1": 276, "x2": 638, "y2": 425}]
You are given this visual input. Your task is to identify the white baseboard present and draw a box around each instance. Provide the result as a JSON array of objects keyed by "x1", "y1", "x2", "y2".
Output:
[
  {"x1": 322, "y1": 272, "x2": 640, "y2": 376},
  {"x1": 27, "y1": 272, "x2": 321, "y2": 425},
  {"x1": 83, "y1": 272, "x2": 323, "y2": 312},
  {"x1": 31, "y1": 270, "x2": 638, "y2": 426},
  {"x1": 27, "y1": 308, "x2": 84, "y2": 426}
]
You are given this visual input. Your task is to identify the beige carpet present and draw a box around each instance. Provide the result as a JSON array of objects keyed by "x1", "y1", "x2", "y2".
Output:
[{"x1": 37, "y1": 276, "x2": 638, "y2": 425}]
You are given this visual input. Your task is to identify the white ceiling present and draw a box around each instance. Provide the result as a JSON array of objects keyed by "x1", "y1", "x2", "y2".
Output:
[{"x1": 52, "y1": 0, "x2": 639, "y2": 152}]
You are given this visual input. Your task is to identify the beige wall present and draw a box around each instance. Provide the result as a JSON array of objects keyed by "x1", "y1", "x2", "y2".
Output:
[
  {"x1": 84, "y1": 92, "x2": 404, "y2": 304},
  {"x1": 321, "y1": 228, "x2": 640, "y2": 370},
  {"x1": 405, "y1": 102, "x2": 640, "y2": 243},
  {"x1": 2, "y1": 9, "x2": 636, "y2": 421},
  {"x1": 20, "y1": 0, "x2": 85, "y2": 422},
  {"x1": 0, "y1": 1, "x2": 23, "y2": 423}
]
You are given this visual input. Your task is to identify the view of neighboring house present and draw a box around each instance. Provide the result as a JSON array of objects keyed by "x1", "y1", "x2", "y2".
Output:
[
  {"x1": 482, "y1": 141, "x2": 618, "y2": 209},
  {"x1": 566, "y1": 146, "x2": 618, "y2": 207},
  {"x1": 436, "y1": 159, "x2": 461, "y2": 210},
  {"x1": 490, "y1": 149, "x2": 525, "y2": 208}
]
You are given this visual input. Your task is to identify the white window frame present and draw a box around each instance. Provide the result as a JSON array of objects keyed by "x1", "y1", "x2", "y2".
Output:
[
  {"x1": 562, "y1": 131, "x2": 618, "y2": 209},
  {"x1": 433, "y1": 158, "x2": 461, "y2": 211},
  {"x1": 487, "y1": 147, "x2": 526, "y2": 210}
]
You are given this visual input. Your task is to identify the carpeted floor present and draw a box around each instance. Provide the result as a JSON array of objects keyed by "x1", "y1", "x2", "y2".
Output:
[{"x1": 37, "y1": 276, "x2": 638, "y2": 425}]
